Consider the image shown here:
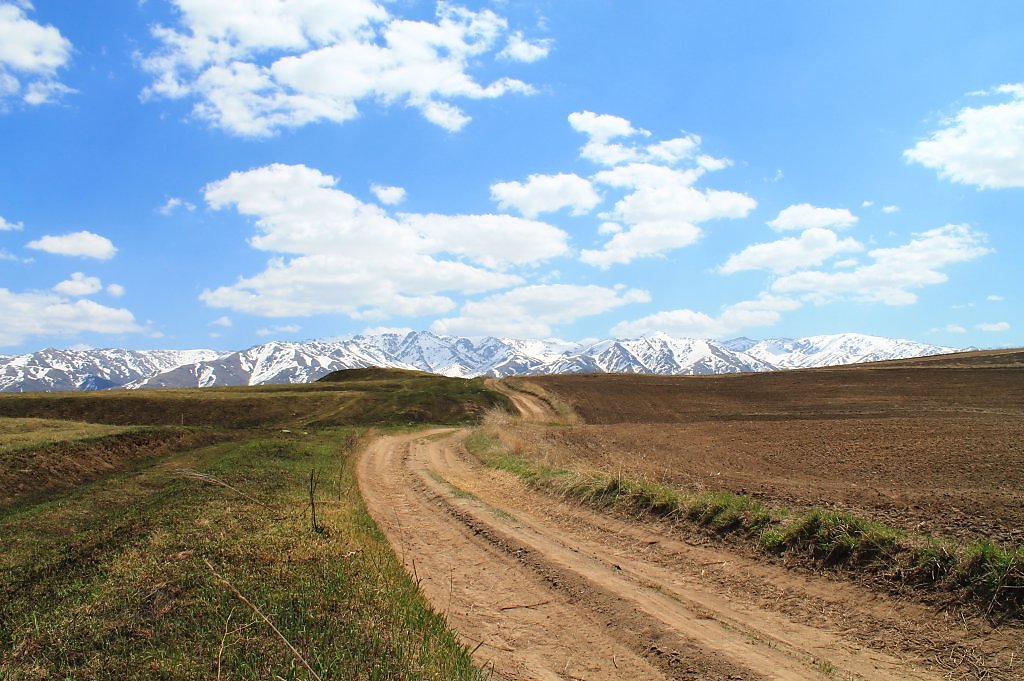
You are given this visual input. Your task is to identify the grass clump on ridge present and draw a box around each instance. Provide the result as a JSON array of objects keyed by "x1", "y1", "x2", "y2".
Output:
[{"x1": 466, "y1": 426, "x2": 1024, "y2": 617}]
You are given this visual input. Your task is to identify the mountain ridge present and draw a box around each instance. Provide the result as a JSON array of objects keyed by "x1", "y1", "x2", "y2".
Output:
[{"x1": 0, "y1": 332, "x2": 965, "y2": 392}]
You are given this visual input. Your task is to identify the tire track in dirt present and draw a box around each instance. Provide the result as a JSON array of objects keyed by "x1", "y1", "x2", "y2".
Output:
[
  {"x1": 485, "y1": 378, "x2": 560, "y2": 423},
  {"x1": 356, "y1": 428, "x2": 981, "y2": 680}
]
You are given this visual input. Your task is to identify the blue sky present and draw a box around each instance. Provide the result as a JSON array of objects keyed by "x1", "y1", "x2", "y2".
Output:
[{"x1": 0, "y1": 0, "x2": 1021, "y2": 353}]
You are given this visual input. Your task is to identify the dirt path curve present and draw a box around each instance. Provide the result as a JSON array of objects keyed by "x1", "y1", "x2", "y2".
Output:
[
  {"x1": 484, "y1": 378, "x2": 560, "y2": 423},
  {"x1": 354, "y1": 427, "x2": 989, "y2": 680}
]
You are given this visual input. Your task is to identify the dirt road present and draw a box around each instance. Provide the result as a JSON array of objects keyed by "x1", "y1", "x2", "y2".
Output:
[{"x1": 357, "y1": 420, "x2": 1019, "y2": 679}]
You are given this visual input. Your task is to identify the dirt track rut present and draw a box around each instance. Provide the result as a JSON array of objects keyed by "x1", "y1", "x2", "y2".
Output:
[{"x1": 356, "y1": 423, "x2": 1015, "y2": 679}]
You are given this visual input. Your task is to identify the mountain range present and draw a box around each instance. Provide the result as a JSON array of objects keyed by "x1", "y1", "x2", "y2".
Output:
[{"x1": 0, "y1": 332, "x2": 964, "y2": 393}]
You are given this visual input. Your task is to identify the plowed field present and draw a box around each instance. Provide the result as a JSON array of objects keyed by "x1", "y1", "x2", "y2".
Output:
[{"x1": 524, "y1": 350, "x2": 1024, "y2": 544}]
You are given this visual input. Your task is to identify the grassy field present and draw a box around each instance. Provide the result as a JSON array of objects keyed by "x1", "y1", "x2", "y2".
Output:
[
  {"x1": 0, "y1": 369, "x2": 510, "y2": 429},
  {"x1": 1, "y1": 369, "x2": 502, "y2": 679}
]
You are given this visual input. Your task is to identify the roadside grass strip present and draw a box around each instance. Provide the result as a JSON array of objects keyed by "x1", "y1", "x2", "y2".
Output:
[
  {"x1": 1, "y1": 430, "x2": 484, "y2": 679},
  {"x1": 465, "y1": 430, "x2": 1024, "y2": 618}
]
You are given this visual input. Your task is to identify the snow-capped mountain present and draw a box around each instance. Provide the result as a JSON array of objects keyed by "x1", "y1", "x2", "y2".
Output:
[
  {"x1": 724, "y1": 334, "x2": 963, "y2": 369},
  {"x1": 0, "y1": 332, "x2": 963, "y2": 392},
  {"x1": 0, "y1": 348, "x2": 226, "y2": 392}
]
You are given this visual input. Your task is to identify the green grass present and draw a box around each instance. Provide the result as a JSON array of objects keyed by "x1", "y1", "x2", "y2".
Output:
[
  {"x1": 1, "y1": 430, "x2": 483, "y2": 679},
  {"x1": 1, "y1": 370, "x2": 510, "y2": 679},
  {"x1": 466, "y1": 430, "x2": 1024, "y2": 617},
  {"x1": 0, "y1": 417, "x2": 138, "y2": 452}
]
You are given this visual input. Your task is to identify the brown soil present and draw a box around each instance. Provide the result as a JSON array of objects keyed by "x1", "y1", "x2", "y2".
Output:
[
  {"x1": 0, "y1": 429, "x2": 227, "y2": 507},
  {"x1": 524, "y1": 351, "x2": 1024, "y2": 545},
  {"x1": 357, "y1": 429, "x2": 1022, "y2": 680}
]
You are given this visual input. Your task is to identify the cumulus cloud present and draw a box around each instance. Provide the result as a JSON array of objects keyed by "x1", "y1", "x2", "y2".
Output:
[
  {"x1": 490, "y1": 173, "x2": 600, "y2": 218},
  {"x1": 498, "y1": 31, "x2": 551, "y2": 63},
  {"x1": 905, "y1": 84, "x2": 1024, "y2": 188},
  {"x1": 0, "y1": 2, "x2": 73, "y2": 107},
  {"x1": 582, "y1": 161, "x2": 755, "y2": 268},
  {"x1": 106, "y1": 283, "x2": 125, "y2": 297},
  {"x1": 767, "y1": 203, "x2": 858, "y2": 231},
  {"x1": 200, "y1": 163, "x2": 568, "y2": 318},
  {"x1": 882, "y1": 205, "x2": 900, "y2": 214},
  {"x1": 772, "y1": 224, "x2": 990, "y2": 305},
  {"x1": 611, "y1": 294, "x2": 800, "y2": 339},
  {"x1": 370, "y1": 184, "x2": 406, "y2": 206},
  {"x1": 527, "y1": 112, "x2": 755, "y2": 268},
  {"x1": 210, "y1": 315, "x2": 232, "y2": 327},
  {"x1": 0, "y1": 288, "x2": 144, "y2": 347},
  {"x1": 0, "y1": 214, "x2": 23, "y2": 231},
  {"x1": 987, "y1": 294, "x2": 1004, "y2": 302},
  {"x1": 432, "y1": 284, "x2": 649, "y2": 337},
  {"x1": 140, "y1": 1, "x2": 546, "y2": 136},
  {"x1": 977, "y1": 321, "x2": 1010, "y2": 332},
  {"x1": 720, "y1": 228, "x2": 863, "y2": 274},
  {"x1": 158, "y1": 197, "x2": 196, "y2": 215},
  {"x1": 53, "y1": 272, "x2": 103, "y2": 297},
  {"x1": 26, "y1": 231, "x2": 118, "y2": 259}
]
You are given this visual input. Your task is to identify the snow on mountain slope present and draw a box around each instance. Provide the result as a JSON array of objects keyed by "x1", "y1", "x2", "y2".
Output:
[
  {"x1": 1, "y1": 332, "x2": 965, "y2": 392},
  {"x1": 737, "y1": 334, "x2": 962, "y2": 369},
  {"x1": 0, "y1": 348, "x2": 226, "y2": 392}
]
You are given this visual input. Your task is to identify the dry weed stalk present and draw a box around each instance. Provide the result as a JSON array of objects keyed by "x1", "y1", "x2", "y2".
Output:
[
  {"x1": 177, "y1": 468, "x2": 282, "y2": 515},
  {"x1": 204, "y1": 558, "x2": 323, "y2": 681}
]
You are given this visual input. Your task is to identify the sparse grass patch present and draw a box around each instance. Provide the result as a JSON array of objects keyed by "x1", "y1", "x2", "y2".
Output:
[{"x1": 466, "y1": 415, "x2": 1024, "y2": 617}]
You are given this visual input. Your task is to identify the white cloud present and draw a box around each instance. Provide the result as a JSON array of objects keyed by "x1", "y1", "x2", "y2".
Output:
[
  {"x1": 158, "y1": 196, "x2": 197, "y2": 215},
  {"x1": 568, "y1": 110, "x2": 647, "y2": 143},
  {"x1": 141, "y1": 1, "x2": 543, "y2": 136},
  {"x1": 0, "y1": 288, "x2": 144, "y2": 347},
  {"x1": 432, "y1": 284, "x2": 649, "y2": 337},
  {"x1": 767, "y1": 203, "x2": 858, "y2": 231},
  {"x1": 498, "y1": 31, "x2": 551, "y2": 63},
  {"x1": 257, "y1": 324, "x2": 301, "y2": 337},
  {"x1": 0, "y1": 215, "x2": 23, "y2": 231},
  {"x1": 543, "y1": 113, "x2": 756, "y2": 268},
  {"x1": 370, "y1": 183, "x2": 406, "y2": 206},
  {"x1": 581, "y1": 161, "x2": 755, "y2": 268},
  {"x1": 941, "y1": 324, "x2": 967, "y2": 334},
  {"x1": 611, "y1": 294, "x2": 800, "y2": 339},
  {"x1": 977, "y1": 321, "x2": 1010, "y2": 332},
  {"x1": 721, "y1": 228, "x2": 863, "y2": 274},
  {"x1": 987, "y1": 294, "x2": 1004, "y2": 302},
  {"x1": 53, "y1": 272, "x2": 103, "y2": 297},
  {"x1": 26, "y1": 231, "x2": 118, "y2": 260},
  {"x1": 881, "y1": 205, "x2": 900, "y2": 214},
  {"x1": 772, "y1": 224, "x2": 990, "y2": 305},
  {"x1": 200, "y1": 163, "x2": 566, "y2": 318},
  {"x1": 905, "y1": 84, "x2": 1024, "y2": 188},
  {"x1": 401, "y1": 213, "x2": 569, "y2": 268},
  {"x1": 106, "y1": 283, "x2": 126, "y2": 297},
  {"x1": 210, "y1": 315, "x2": 232, "y2": 327},
  {"x1": 861, "y1": 200, "x2": 874, "y2": 208},
  {"x1": 490, "y1": 173, "x2": 600, "y2": 218},
  {"x1": 0, "y1": 2, "x2": 73, "y2": 107}
]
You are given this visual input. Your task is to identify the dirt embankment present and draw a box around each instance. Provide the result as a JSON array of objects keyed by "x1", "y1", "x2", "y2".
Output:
[
  {"x1": 523, "y1": 358, "x2": 1024, "y2": 545},
  {"x1": 357, "y1": 429, "x2": 1021, "y2": 680},
  {"x1": 1, "y1": 429, "x2": 227, "y2": 507}
]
